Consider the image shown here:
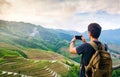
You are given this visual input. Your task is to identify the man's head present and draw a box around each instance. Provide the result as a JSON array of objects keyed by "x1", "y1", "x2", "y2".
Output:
[{"x1": 88, "y1": 23, "x2": 102, "y2": 39}]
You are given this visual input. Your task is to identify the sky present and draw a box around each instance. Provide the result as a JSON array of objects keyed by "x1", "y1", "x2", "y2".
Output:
[{"x1": 0, "y1": 0, "x2": 120, "y2": 32}]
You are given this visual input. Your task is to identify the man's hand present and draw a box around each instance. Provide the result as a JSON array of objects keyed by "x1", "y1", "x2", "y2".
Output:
[
  {"x1": 71, "y1": 36, "x2": 76, "y2": 43},
  {"x1": 81, "y1": 36, "x2": 86, "y2": 42}
]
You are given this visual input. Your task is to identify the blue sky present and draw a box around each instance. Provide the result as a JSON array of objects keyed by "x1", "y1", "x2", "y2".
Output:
[{"x1": 0, "y1": 0, "x2": 120, "y2": 32}]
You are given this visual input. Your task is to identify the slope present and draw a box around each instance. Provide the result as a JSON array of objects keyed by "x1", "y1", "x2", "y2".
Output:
[
  {"x1": 0, "y1": 20, "x2": 82, "y2": 63},
  {"x1": 0, "y1": 42, "x2": 78, "y2": 77},
  {"x1": 0, "y1": 20, "x2": 73, "y2": 51},
  {"x1": 0, "y1": 20, "x2": 81, "y2": 77}
]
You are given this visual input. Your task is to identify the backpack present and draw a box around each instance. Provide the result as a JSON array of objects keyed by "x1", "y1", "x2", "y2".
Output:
[{"x1": 85, "y1": 41, "x2": 112, "y2": 77}]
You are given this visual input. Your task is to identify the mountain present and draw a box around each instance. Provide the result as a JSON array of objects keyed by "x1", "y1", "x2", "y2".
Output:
[
  {"x1": 0, "y1": 20, "x2": 120, "y2": 76},
  {"x1": 0, "y1": 20, "x2": 120, "y2": 57},
  {"x1": 0, "y1": 20, "x2": 80, "y2": 77},
  {"x1": 0, "y1": 20, "x2": 120, "y2": 58},
  {"x1": 0, "y1": 20, "x2": 76, "y2": 51},
  {"x1": 100, "y1": 29, "x2": 120, "y2": 45},
  {"x1": 52, "y1": 29, "x2": 80, "y2": 35}
]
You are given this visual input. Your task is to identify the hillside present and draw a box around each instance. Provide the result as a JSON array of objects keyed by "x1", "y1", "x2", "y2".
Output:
[
  {"x1": 0, "y1": 20, "x2": 120, "y2": 61},
  {"x1": 0, "y1": 20, "x2": 120, "y2": 59},
  {"x1": 100, "y1": 29, "x2": 120, "y2": 45},
  {"x1": 0, "y1": 42, "x2": 79, "y2": 77},
  {"x1": 0, "y1": 20, "x2": 74, "y2": 51},
  {"x1": 0, "y1": 20, "x2": 120, "y2": 77},
  {"x1": 0, "y1": 20, "x2": 80, "y2": 77},
  {"x1": 0, "y1": 20, "x2": 82, "y2": 63}
]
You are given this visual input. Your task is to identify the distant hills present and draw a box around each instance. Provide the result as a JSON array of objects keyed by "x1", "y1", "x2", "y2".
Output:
[
  {"x1": 100, "y1": 29, "x2": 120, "y2": 45},
  {"x1": 0, "y1": 20, "x2": 74, "y2": 51},
  {"x1": 0, "y1": 20, "x2": 80, "y2": 77},
  {"x1": 1, "y1": 20, "x2": 120, "y2": 45},
  {"x1": 0, "y1": 20, "x2": 120, "y2": 76},
  {"x1": 0, "y1": 19, "x2": 74, "y2": 56},
  {"x1": 0, "y1": 20, "x2": 120, "y2": 56},
  {"x1": 0, "y1": 20, "x2": 120, "y2": 53}
]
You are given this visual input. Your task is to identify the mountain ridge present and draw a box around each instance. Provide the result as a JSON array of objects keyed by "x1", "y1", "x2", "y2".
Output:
[
  {"x1": 0, "y1": 19, "x2": 120, "y2": 60},
  {"x1": 0, "y1": 20, "x2": 120, "y2": 76}
]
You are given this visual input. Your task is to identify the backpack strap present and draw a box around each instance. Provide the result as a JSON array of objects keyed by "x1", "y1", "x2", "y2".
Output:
[
  {"x1": 101, "y1": 43, "x2": 105, "y2": 51},
  {"x1": 88, "y1": 41, "x2": 100, "y2": 65},
  {"x1": 89, "y1": 41, "x2": 105, "y2": 51},
  {"x1": 89, "y1": 41, "x2": 98, "y2": 51},
  {"x1": 85, "y1": 41, "x2": 100, "y2": 72}
]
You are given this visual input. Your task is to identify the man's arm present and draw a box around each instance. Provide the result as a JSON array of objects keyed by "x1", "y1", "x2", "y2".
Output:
[
  {"x1": 69, "y1": 36, "x2": 86, "y2": 54},
  {"x1": 69, "y1": 40, "x2": 77, "y2": 54}
]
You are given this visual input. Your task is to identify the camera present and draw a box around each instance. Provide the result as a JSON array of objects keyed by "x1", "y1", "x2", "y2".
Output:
[{"x1": 75, "y1": 35, "x2": 82, "y2": 40}]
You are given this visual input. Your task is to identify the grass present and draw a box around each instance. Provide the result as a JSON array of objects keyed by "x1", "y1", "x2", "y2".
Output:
[
  {"x1": 23, "y1": 48, "x2": 66, "y2": 61},
  {"x1": 0, "y1": 56, "x2": 69, "y2": 77},
  {"x1": 112, "y1": 57, "x2": 120, "y2": 66},
  {"x1": 0, "y1": 42, "x2": 120, "y2": 77},
  {"x1": 0, "y1": 42, "x2": 72, "y2": 77}
]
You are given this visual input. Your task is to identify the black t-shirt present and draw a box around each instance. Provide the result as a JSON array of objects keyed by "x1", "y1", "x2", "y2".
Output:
[{"x1": 76, "y1": 41, "x2": 108, "y2": 77}]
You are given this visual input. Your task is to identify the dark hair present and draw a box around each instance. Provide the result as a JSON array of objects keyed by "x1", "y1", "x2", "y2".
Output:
[{"x1": 88, "y1": 23, "x2": 102, "y2": 38}]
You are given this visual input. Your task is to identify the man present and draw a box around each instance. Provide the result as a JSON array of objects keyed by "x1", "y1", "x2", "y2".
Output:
[{"x1": 69, "y1": 23, "x2": 108, "y2": 77}]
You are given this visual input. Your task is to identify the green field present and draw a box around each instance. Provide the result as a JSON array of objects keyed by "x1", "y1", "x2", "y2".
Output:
[
  {"x1": 0, "y1": 42, "x2": 79, "y2": 77},
  {"x1": 0, "y1": 57, "x2": 68, "y2": 77},
  {"x1": 0, "y1": 20, "x2": 120, "y2": 77}
]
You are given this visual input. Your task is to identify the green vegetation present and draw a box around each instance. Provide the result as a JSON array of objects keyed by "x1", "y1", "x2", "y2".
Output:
[
  {"x1": 0, "y1": 20, "x2": 82, "y2": 63},
  {"x1": 112, "y1": 69, "x2": 120, "y2": 77},
  {"x1": 0, "y1": 57, "x2": 68, "y2": 77},
  {"x1": 0, "y1": 48, "x2": 19, "y2": 58},
  {"x1": 0, "y1": 20, "x2": 120, "y2": 77},
  {"x1": 0, "y1": 43, "x2": 73, "y2": 76},
  {"x1": 61, "y1": 61, "x2": 80, "y2": 77}
]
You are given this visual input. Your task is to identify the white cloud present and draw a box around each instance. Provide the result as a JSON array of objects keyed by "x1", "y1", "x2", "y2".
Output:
[{"x1": 0, "y1": 0, "x2": 120, "y2": 32}]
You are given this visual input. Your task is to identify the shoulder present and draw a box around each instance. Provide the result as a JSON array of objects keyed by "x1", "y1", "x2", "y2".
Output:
[
  {"x1": 89, "y1": 41, "x2": 108, "y2": 51},
  {"x1": 78, "y1": 42, "x2": 95, "y2": 48},
  {"x1": 81, "y1": 42, "x2": 91, "y2": 46},
  {"x1": 77, "y1": 42, "x2": 92, "y2": 48},
  {"x1": 76, "y1": 42, "x2": 93, "y2": 54}
]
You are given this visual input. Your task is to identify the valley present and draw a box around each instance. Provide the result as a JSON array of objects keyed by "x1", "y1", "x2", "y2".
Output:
[
  {"x1": 0, "y1": 20, "x2": 120, "y2": 77},
  {"x1": 0, "y1": 42, "x2": 77, "y2": 77}
]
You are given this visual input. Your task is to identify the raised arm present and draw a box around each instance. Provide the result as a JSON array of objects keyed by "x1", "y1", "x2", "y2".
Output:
[{"x1": 69, "y1": 36, "x2": 86, "y2": 54}]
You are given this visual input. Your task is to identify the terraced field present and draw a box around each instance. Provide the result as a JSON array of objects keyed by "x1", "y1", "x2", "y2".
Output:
[
  {"x1": 0, "y1": 56, "x2": 69, "y2": 77},
  {"x1": 23, "y1": 49, "x2": 73, "y2": 61},
  {"x1": 0, "y1": 43, "x2": 74, "y2": 77},
  {"x1": 112, "y1": 57, "x2": 120, "y2": 66},
  {"x1": 1, "y1": 42, "x2": 120, "y2": 77}
]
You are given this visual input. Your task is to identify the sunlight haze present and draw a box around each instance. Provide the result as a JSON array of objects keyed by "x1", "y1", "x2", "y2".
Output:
[{"x1": 0, "y1": 0, "x2": 120, "y2": 32}]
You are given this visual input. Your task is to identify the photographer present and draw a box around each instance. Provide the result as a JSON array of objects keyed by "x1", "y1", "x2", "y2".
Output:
[{"x1": 69, "y1": 23, "x2": 109, "y2": 77}]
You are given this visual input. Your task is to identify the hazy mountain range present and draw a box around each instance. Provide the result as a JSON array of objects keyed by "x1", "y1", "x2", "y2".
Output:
[
  {"x1": 0, "y1": 20, "x2": 120, "y2": 76},
  {"x1": 0, "y1": 20, "x2": 79, "y2": 77},
  {"x1": 0, "y1": 20, "x2": 120, "y2": 45},
  {"x1": 0, "y1": 20, "x2": 120, "y2": 57}
]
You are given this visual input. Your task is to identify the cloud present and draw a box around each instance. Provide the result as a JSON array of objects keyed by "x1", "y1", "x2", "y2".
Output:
[
  {"x1": 19, "y1": 0, "x2": 120, "y2": 15},
  {"x1": 73, "y1": 0, "x2": 120, "y2": 14},
  {"x1": 0, "y1": 0, "x2": 119, "y2": 18},
  {"x1": 0, "y1": 0, "x2": 11, "y2": 14},
  {"x1": 0, "y1": 0, "x2": 120, "y2": 32}
]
